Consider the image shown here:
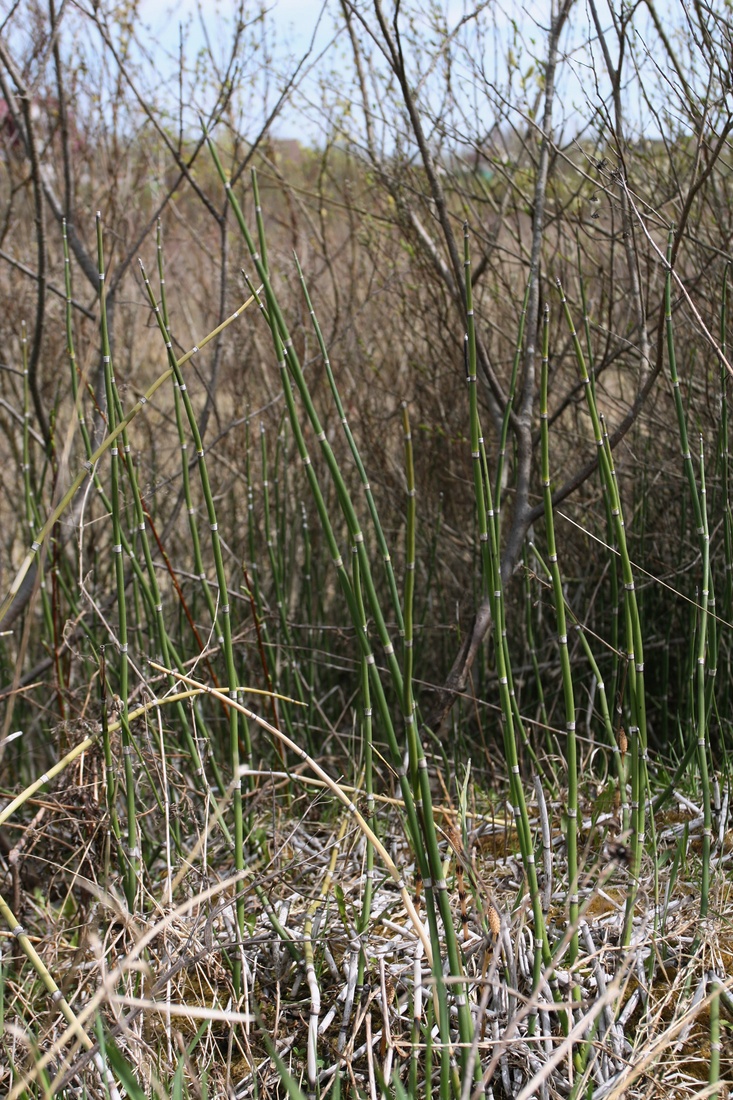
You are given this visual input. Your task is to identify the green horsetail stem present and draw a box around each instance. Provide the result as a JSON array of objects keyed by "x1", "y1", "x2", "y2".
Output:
[
  {"x1": 665, "y1": 234, "x2": 716, "y2": 691},
  {"x1": 237, "y1": 256, "x2": 462, "y2": 1089},
  {"x1": 346, "y1": 552, "x2": 377, "y2": 1096},
  {"x1": 295, "y1": 252, "x2": 405, "y2": 635},
  {"x1": 68, "y1": 218, "x2": 230, "y2": 835},
  {"x1": 481, "y1": 417, "x2": 546, "y2": 778},
  {"x1": 299, "y1": 500, "x2": 319, "y2": 734},
  {"x1": 720, "y1": 264, "x2": 733, "y2": 628},
  {"x1": 577, "y1": 239, "x2": 622, "y2": 718},
  {"x1": 494, "y1": 280, "x2": 529, "y2": 532},
  {"x1": 577, "y1": 237, "x2": 597, "y2": 401},
  {"x1": 218, "y1": 153, "x2": 474, "y2": 1080},
  {"x1": 97, "y1": 215, "x2": 138, "y2": 909},
  {"x1": 539, "y1": 302, "x2": 579, "y2": 993},
  {"x1": 555, "y1": 279, "x2": 649, "y2": 951},
  {"x1": 0, "y1": 283, "x2": 260, "y2": 631},
  {"x1": 463, "y1": 232, "x2": 491, "y2": 596},
  {"x1": 154, "y1": 221, "x2": 231, "y2": 809},
  {"x1": 697, "y1": 434, "x2": 712, "y2": 919},
  {"x1": 138, "y1": 259, "x2": 248, "y2": 988},
  {"x1": 258, "y1": 419, "x2": 306, "y2": 755},
  {"x1": 0, "y1": 891, "x2": 97, "y2": 1055},
  {"x1": 353, "y1": 554, "x2": 375, "y2": 946},
  {"x1": 522, "y1": 544, "x2": 554, "y2": 767},
  {"x1": 663, "y1": 239, "x2": 714, "y2": 919},
  {"x1": 665, "y1": 231, "x2": 705, "y2": 540},
  {"x1": 402, "y1": 403, "x2": 417, "y2": 743},
  {"x1": 20, "y1": 324, "x2": 52, "y2": 648},
  {"x1": 158, "y1": 224, "x2": 220, "y2": 641},
  {"x1": 465, "y1": 227, "x2": 556, "y2": 1032},
  {"x1": 529, "y1": 542, "x2": 626, "y2": 814},
  {"x1": 98, "y1": 647, "x2": 122, "y2": 884}
]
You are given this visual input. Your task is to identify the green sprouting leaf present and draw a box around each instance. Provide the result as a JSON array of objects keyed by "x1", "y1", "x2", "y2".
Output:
[
  {"x1": 104, "y1": 1037, "x2": 147, "y2": 1100},
  {"x1": 172, "y1": 1054, "x2": 186, "y2": 1100},
  {"x1": 334, "y1": 882, "x2": 349, "y2": 925}
]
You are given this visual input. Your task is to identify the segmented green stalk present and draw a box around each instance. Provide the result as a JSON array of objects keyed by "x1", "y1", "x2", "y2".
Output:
[
  {"x1": 664, "y1": 237, "x2": 714, "y2": 917},
  {"x1": 417, "y1": 491, "x2": 443, "y2": 648},
  {"x1": 539, "y1": 302, "x2": 578, "y2": 985},
  {"x1": 260, "y1": 423, "x2": 284, "y2": 626},
  {"x1": 155, "y1": 223, "x2": 230, "y2": 807},
  {"x1": 0, "y1": 287, "x2": 256, "y2": 632},
  {"x1": 666, "y1": 253, "x2": 704, "y2": 532},
  {"x1": 97, "y1": 216, "x2": 138, "y2": 909},
  {"x1": 463, "y1": 242, "x2": 491, "y2": 596},
  {"x1": 354, "y1": 554, "x2": 374, "y2": 945},
  {"x1": 474, "y1": 320, "x2": 545, "y2": 784},
  {"x1": 138, "y1": 259, "x2": 247, "y2": 982},
  {"x1": 259, "y1": 420, "x2": 304, "y2": 751},
  {"x1": 402, "y1": 402, "x2": 413, "y2": 730},
  {"x1": 493, "y1": 280, "x2": 529, "y2": 530},
  {"x1": 251, "y1": 167, "x2": 269, "y2": 277},
  {"x1": 106, "y1": 293, "x2": 202, "y2": 782},
  {"x1": 586, "y1": 254, "x2": 621, "y2": 706},
  {"x1": 20, "y1": 322, "x2": 33, "y2": 536},
  {"x1": 720, "y1": 264, "x2": 732, "y2": 631},
  {"x1": 295, "y1": 252, "x2": 405, "y2": 635},
  {"x1": 697, "y1": 434, "x2": 712, "y2": 918},
  {"x1": 222, "y1": 157, "x2": 471, "y2": 1075},
  {"x1": 523, "y1": 544, "x2": 548, "y2": 734},
  {"x1": 63, "y1": 220, "x2": 93, "y2": 456},
  {"x1": 253, "y1": 188, "x2": 304, "y2": 736},
  {"x1": 530, "y1": 542, "x2": 628, "y2": 834},
  {"x1": 577, "y1": 239, "x2": 597, "y2": 400},
  {"x1": 243, "y1": 419, "x2": 281, "y2": 720},
  {"x1": 157, "y1": 221, "x2": 217, "y2": 626},
  {"x1": 402, "y1": 403, "x2": 418, "y2": 797},
  {"x1": 98, "y1": 647, "x2": 122, "y2": 885},
  {"x1": 273, "y1": 418, "x2": 288, "y2": 599},
  {"x1": 0, "y1": 891, "x2": 96, "y2": 1056},
  {"x1": 300, "y1": 501, "x2": 318, "y2": 732},
  {"x1": 465, "y1": 227, "x2": 553, "y2": 1029},
  {"x1": 70, "y1": 220, "x2": 228, "y2": 835},
  {"x1": 556, "y1": 279, "x2": 649, "y2": 948},
  {"x1": 20, "y1": 324, "x2": 54, "y2": 655},
  {"x1": 665, "y1": 234, "x2": 719, "y2": 721},
  {"x1": 245, "y1": 420, "x2": 262, "y2": 608},
  {"x1": 424, "y1": 998, "x2": 435, "y2": 1098}
]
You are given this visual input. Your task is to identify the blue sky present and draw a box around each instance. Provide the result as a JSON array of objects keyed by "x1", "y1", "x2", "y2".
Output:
[
  {"x1": 136, "y1": 0, "x2": 340, "y2": 140},
  {"x1": 134, "y1": 0, "x2": 583, "y2": 143},
  {"x1": 133, "y1": 0, "x2": 684, "y2": 147}
]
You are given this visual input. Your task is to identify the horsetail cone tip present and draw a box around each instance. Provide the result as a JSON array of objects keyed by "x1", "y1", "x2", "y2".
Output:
[{"x1": 618, "y1": 727, "x2": 628, "y2": 757}]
